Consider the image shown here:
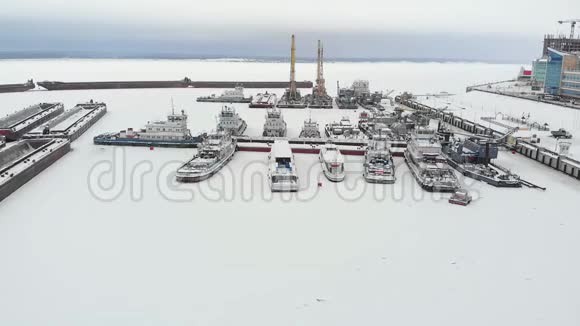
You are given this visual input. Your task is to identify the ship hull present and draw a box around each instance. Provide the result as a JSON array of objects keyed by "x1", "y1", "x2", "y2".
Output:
[
  {"x1": 175, "y1": 147, "x2": 236, "y2": 183},
  {"x1": 0, "y1": 83, "x2": 35, "y2": 93},
  {"x1": 446, "y1": 157, "x2": 522, "y2": 188},
  {"x1": 197, "y1": 97, "x2": 252, "y2": 103},
  {"x1": 93, "y1": 135, "x2": 201, "y2": 148},
  {"x1": 404, "y1": 150, "x2": 459, "y2": 193},
  {"x1": 38, "y1": 80, "x2": 313, "y2": 91}
]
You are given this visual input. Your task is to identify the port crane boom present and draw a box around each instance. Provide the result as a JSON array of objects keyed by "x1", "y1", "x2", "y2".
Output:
[{"x1": 558, "y1": 19, "x2": 580, "y2": 39}]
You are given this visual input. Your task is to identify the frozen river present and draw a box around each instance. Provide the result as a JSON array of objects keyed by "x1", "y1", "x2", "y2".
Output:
[{"x1": 0, "y1": 59, "x2": 579, "y2": 326}]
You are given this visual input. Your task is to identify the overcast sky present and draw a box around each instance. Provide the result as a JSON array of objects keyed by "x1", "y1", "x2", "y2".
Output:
[{"x1": 1, "y1": 0, "x2": 578, "y2": 62}]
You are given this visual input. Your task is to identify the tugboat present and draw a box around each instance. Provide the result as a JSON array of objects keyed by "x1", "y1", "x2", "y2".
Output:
[
  {"x1": 319, "y1": 142, "x2": 345, "y2": 182},
  {"x1": 363, "y1": 133, "x2": 396, "y2": 184},
  {"x1": 216, "y1": 106, "x2": 247, "y2": 136},
  {"x1": 196, "y1": 86, "x2": 252, "y2": 103},
  {"x1": 359, "y1": 109, "x2": 398, "y2": 136},
  {"x1": 325, "y1": 117, "x2": 361, "y2": 139},
  {"x1": 444, "y1": 136, "x2": 522, "y2": 187},
  {"x1": 268, "y1": 140, "x2": 299, "y2": 192},
  {"x1": 250, "y1": 92, "x2": 277, "y2": 108},
  {"x1": 299, "y1": 118, "x2": 321, "y2": 138},
  {"x1": 263, "y1": 107, "x2": 287, "y2": 137},
  {"x1": 93, "y1": 108, "x2": 201, "y2": 148},
  {"x1": 175, "y1": 131, "x2": 236, "y2": 182},
  {"x1": 404, "y1": 128, "x2": 460, "y2": 192}
]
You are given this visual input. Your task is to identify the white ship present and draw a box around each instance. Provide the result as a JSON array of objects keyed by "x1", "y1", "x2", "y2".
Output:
[
  {"x1": 319, "y1": 142, "x2": 345, "y2": 182},
  {"x1": 216, "y1": 106, "x2": 247, "y2": 136},
  {"x1": 324, "y1": 116, "x2": 361, "y2": 138},
  {"x1": 404, "y1": 128, "x2": 460, "y2": 192},
  {"x1": 196, "y1": 86, "x2": 252, "y2": 103},
  {"x1": 175, "y1": 131, "x2": 236, "y2": 182},
  {"x1": 363, "y1": 133, "x2": 395, "y2": 184},
  {"x1": 263, "y1": 107, "x2": 287, "y2": 137},
  {"x1": 299, "y1": 118, "x2": 321, "y2": 138},
  {"x1": 268, "y1": 140, "x2": 299, "y2": 192}
]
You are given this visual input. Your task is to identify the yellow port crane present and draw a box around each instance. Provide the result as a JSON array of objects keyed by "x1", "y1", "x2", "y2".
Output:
[{"x1": 558, "y1": 19, "x2": 580, "y2": 39}]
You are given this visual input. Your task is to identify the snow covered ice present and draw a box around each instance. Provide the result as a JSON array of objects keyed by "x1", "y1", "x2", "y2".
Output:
[{"x1": 0, "y1": 59, "x2": 579, "y2": 326}]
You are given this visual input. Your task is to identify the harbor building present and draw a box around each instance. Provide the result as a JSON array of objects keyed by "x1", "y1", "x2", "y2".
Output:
[
  {"x1": 544, "y1": 48, "x2": 580, "y2": 97},
  {"x1": 561, "y1": 70, "x2": 580, "y2": 99},
  {"x1": 532, "y1": 58, "x2": 547, "y2": 84},
  {"x1": 544, "y1": 48, "x2": 565, "y2": 95}
]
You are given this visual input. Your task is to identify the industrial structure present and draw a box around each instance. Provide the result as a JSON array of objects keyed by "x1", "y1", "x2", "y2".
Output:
[
  {"x1": 307, "y1": 40, "x2": 333, "y2": 108},
  {"x1": 277, "y1": 35, "x2": 308, "y2": 108}
]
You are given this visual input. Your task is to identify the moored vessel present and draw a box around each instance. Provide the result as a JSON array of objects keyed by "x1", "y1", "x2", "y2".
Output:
[
  {"x1": 93, "y1": 108, "x2": 201, "y2": 148},
  {"x1": 175, "y1": 131, "x2": 236, "y2": 182},
  {"x1": 325, "y1": 117, "x2": 361, "y2": 139},
  {"x1": 319, "y1": 142, "x2": 345, "y2": 182},
  {"x1": 196, "y1": 86, "x2": 252, "y2": 103},
  {"x1": 250, "y1": 92, "x2": 277, "y2": 108},
  {"x1": 0, "y1": 79, "x2": 35, "y2": 93},
  {"x1": 299, "y1": 118, "x2": 321, "y2": 138},
  {"x1": 216, "y1": 106, "x2": 247, "y2": 136},
  {"x1": 363, "y1": 133, "x2": 396, "y2": 184},
  {"x1": 404, "y1": 128, "x2": 460, "y2": 192},
  {"x1": 268, "y1": 140, "x2": 299, "y2": 192}
]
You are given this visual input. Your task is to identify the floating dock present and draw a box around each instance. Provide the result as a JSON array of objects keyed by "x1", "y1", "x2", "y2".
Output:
[
  {"x1": 23, "y1": 102, "x2": 107, "y2": 142},
  {"x1": 0, "y1": 103, "x2": 65, "y2": 141},
  {"x1": 37, "y1": 80, "x2": 313, "y2": 91},
  {"x1": 0, "y1": 138, "x2": 71, "y2": 202},
  {"x1": 235, "y1": 136, "x2": 407, "y2": 156}
]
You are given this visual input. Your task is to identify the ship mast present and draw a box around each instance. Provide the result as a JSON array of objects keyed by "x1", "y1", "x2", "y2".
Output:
[{"x1": 290, "y1": 34, "x2": 297, "y2": 98}]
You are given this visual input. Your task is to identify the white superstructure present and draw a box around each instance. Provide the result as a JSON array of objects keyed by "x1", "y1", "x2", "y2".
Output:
[
  {"x1": 319, "y1": 142, "x2": 345, "y2": 182},
  {"x1": 126, "y1": 109, "x2": 191, "y2": 141},
  {"x1": 263, "y1": 107, "x2": 287, "y2": 137},
  {"x1": 363, "y1": 133, "x2": 395, "y2": 183},
  {"x1": 176, "y1": 131, "x2": 236, "y2": 182},
  {"x1": 268, "y1": 140, "x2": 299, "y2": 192},
  {"x1": 217, "y1": 106, "x2": 247, "y2": 136}
]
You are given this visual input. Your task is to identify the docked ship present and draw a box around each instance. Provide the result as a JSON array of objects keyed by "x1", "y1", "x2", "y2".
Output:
[
  {"x1": 319, "y1": 142, "x2": 345, "y2": 182},
  {"x1": 250, "y1": 92, "x2": 277, "y2": 108},
  {"x1": 216, "y1": 106, "x2": 247, "y2": 136},
  {"x1": 363, "y1": 133, "x2": 396, "y2": 184},
  {"x1": 263, "y1": 107, "x2": 287, "y2": 137},
  {"x1": 325, "y1": 117, "x2": 361, "y2": 139},
  {"x1": 358, "y1": 109, "x2": 399, "y2": 136},
  {"x1": 404, "y1": 128, "x2": 460, "y2": 192},
  {"x1": 444, "y1": 137, "x2": 522, "y2": 187},
  {"x1": 299, "y1": 118, "x2": 321, "y2": 138},
  {"x1": 268, "y1": 140, "x2": 299, "y2": 192},
  {"x1": 93, "y1": 108, "x2": 201, "y2": 148},
  {"x1": 196, "y1": 86, "x2": 252, "y2": 103},
  {"x1": 175, "y1": 131, "x2": 236, "y2": 182},
  {"x1": 0, "y1": 79, "x2": 35, "y2": 93},
  {"x1": 38, "y1": 78, "x2": 192, "y2": 90},
  {"x1": 335, "y1": 83, "x2": 358, "y2": 110}
]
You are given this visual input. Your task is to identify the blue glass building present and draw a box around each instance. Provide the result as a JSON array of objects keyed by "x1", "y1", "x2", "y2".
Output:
[{"x1": 544, "y1": 48, "x2": 564, "y2": 95}]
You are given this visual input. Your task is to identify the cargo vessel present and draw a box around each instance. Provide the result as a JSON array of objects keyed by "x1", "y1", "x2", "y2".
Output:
[
  {"x1": 93, "y1": 108, "x2": 201, "y2": 148},
  {"x1": 250, "y1": 92, "x2": 277, "y2": 108},
  {"x1": 335, "y1": 82, "x2": 358, "y2": 110},
  {"x1": 196, "y1": 86, "x2": 252, "y2": 103},
  {"x1": 0, "y1": 103, "x2": 65, "y2": 141},
  {"x1": 175, "y1": 131, "x2": 236, "y2": 182},
  {"x1": 0, "y1": 138, "x2": 70, "y2": 202},
  {"x1": 444, "y1": 137, "x2": 522, "y2": 187},
  {"x1": 24, "y1": 101, "x2": 107, "y2": 142},
  {"x1": 404, "y1": 128, "x2": 460, "y2": 192},
  {"x1": 0, "y1": 79, "x2": 35, "y2": 93}
]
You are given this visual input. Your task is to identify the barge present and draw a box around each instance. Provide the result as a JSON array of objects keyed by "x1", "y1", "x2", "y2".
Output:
[
  {"x1": 0, "y1": 138, "x2": 70, "y2": 202},
  {"x1": 24, "y1": 101, "x2": 107, "y2": 142},
  {"x1": 38, "y1": 79, "x2": 313, "y2": 91},
  {"x1": 0, "y1": 79, "x2": 35, "y2": 93},
  {"x1": 93, "y1": 108, "x2": 201, "y2": 148},
  {"x1": 0, "y1": 103, "x2": 65, "y2": 141}
]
